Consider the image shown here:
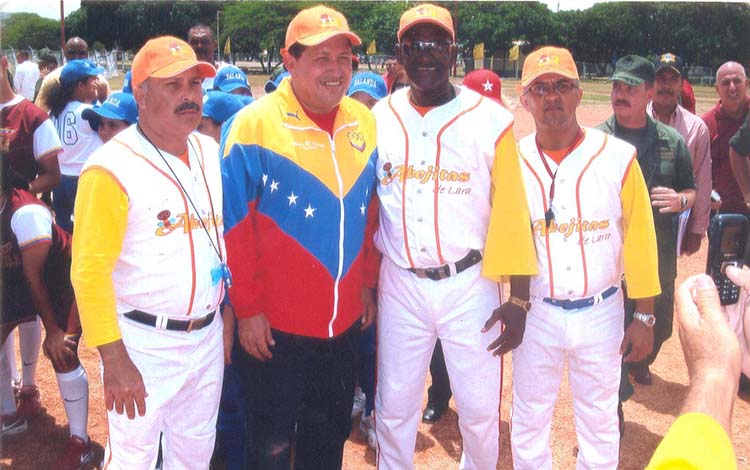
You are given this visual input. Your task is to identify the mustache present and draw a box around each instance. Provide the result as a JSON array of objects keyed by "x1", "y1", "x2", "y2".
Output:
[
  {"x1": 656, "y1": 89, "x2": 675, "y2": 96},
  {"x1": 614, "y1": 99, "x2": 630, "y2": 107},
  {"x1": 175, "y1": 102, "x2": 200, "y2": 113}
]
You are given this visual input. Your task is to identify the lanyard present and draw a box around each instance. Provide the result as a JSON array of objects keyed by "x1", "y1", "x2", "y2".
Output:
[{"x1": 535, "y1": 128, "x2": 584, "y2": 228}]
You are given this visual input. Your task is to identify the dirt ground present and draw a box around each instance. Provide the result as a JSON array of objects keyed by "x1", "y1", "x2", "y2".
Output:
[{"x1": 2, "y1": 92, "x2": 749, "y2": 469}]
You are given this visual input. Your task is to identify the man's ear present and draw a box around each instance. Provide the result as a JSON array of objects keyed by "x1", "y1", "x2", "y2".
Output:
[{"x1": 281, "y1": 49, "x2": 294, "y2": 75}]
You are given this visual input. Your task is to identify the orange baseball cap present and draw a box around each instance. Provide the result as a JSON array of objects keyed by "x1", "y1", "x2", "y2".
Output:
[
  {"x1": 131, "y1": 36, "x2": 216, "y2": 88},
  {"x1": 521, "y1": 46, "x2": 579, "y2": 87},
  {"x1": 285, "y1": 5, "x2": 361, "y2": 49},
  {"x1": 398, "y1": 4, "x2": 455, "y2": 42}
]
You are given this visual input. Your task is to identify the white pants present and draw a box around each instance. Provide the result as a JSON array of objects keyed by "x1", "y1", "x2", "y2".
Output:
[
  {"x1": 103, "y1": 313, "x2": 224, "y2": 470},
  {"x1": 510, "y1": 291, "x2": 623, "y2": 470},
  {"x1": 376, "y1": 257, "x2": 502, "y2": 470}
]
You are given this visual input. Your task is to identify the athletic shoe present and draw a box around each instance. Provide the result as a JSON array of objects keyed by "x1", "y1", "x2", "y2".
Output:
[
  {"x1": 0, "y1": 411, "x2": 28, "y2": 437},
  {"x1": 351, "y1": 387, "x2": 366, "y2": 418},
  {"x1": 56, "y1": 435, "x2": 94, "y2": 470},
  {"x1": 359, "y1": 414, "x2": 378, "y2": 452},
  {"x1": 16, "y1": 385, "x2": 42, "y2": 418}
]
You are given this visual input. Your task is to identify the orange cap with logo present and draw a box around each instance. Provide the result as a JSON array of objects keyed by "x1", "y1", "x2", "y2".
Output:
[
  {"x1": 131, "y1": 36, "x2": 216, "y2": 89},
  {"x1": 521, "y1": 46, "x2": 579, "y2": 87},
  {"x1": 285, "y1": 5, "x2": 362, "y2": 49},
  {"x1": 398, "y1": 4, "x2": 455, "y2": 42}
]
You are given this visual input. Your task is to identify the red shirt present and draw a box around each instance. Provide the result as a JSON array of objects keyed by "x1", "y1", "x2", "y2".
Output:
[
  {"x1": 702, "y1": 100, "x2": 750, "y2": 214},
  {"x1": 0, "y1": 98, "x2": 60, "y2": 184}
]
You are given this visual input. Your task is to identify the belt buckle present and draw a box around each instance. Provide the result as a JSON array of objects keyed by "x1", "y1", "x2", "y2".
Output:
[
  {"x1": 414, "y1": 269, "x2": 428, "y2": 279},
  {"x1": 437, "y1": 269, "x2": 448, "y2": 280},
  {"x1": 186, "y1": 319, "x2": 196, "y2": 333}
]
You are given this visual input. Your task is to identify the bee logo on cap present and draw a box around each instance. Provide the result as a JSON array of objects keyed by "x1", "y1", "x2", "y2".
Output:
[
  {"x1": 415, "y1": 6, "x2": 435, "y2": 18},
  {"x1": 537, "y1": 55, "x2": 560, "y2": 67},
  {"x1": 320, "y1": 13, "x2": 336, "y2": 27},
  {"x1": 169, "y1": 43, "x2": 182, "y2": 55}
]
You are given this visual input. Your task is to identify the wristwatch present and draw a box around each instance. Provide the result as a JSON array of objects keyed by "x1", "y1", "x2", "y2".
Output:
[
  {"x1": 633, "y1": 312, "x2": 656, "y2": 327},
  {"x1": 679, "y1": 194, "x2": 688, "y2": 211},
  {"x1": 508, "y1": 296, "x2": 532, "y2": 313}
]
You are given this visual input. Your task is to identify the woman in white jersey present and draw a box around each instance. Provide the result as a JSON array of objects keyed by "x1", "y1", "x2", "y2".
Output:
[{"x1": 47, "y1": 59, "x2": 103, "y2": 233}]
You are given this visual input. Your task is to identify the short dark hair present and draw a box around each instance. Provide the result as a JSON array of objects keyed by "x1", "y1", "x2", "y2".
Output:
[{"x1": 288, "y1": 43, "x2": 307, "y2": 59}]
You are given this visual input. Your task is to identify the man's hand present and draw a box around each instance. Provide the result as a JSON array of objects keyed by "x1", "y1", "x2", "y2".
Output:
[
  {"x1": 621, "y1": 319, "x2": 654, "y2": 362},
  {"x1": 238, "y1": 314, "x2": 275, "y2": 361},
  {"x1": 483, "y1": 302, "x2": 527, "y2": 356},
  {"x1": 650, "y1": 186, "x2": 682, "y2": 213},
  {"x1": 42, "y1": 327, "x2": 77, "y2": 371},
  {"x1": 222, "y1": 305, "x2": 235, "y2": 365},
  {"x1": 360, "y1": 287, "x2": 377, "y2": 330},
  {"x1": 677, "y1": 274, "x2": 742, "y2": 382},
  {"x1": 684, "y1": 233, "x2": 703, "y2": 256},
  {"x1": 98, "y1": 340, "x2": 147, "y2": 420}
]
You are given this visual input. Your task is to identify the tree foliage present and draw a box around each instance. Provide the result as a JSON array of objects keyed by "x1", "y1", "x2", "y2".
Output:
[
  {"x1": 2, "y1": 13, "x2": 60, "y2": 50},
  {"x1": 59, "y1": 1, "x2": 750, "y2": 71}
]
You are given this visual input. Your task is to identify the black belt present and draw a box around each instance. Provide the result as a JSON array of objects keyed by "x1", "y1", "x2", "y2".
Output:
[
  {"x1": 408, "y1": 249, "x2": 483, "y2": 281},
  {"x1": 124, "y1": 310, "x2": 216, "y2": 332},
  {"x1": 542, "y1": 286, "x2": 619, "y2": 310}
]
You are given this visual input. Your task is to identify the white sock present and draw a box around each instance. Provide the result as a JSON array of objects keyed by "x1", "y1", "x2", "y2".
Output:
[
  {"x1": 0, "y1": 340, "x2": 17, "y2": 415},
  {"x1": 18, "y1": 318, "x2": 41, "y2": 386},
  {"x1": 56, "y1": 366, "x2": 89, "y2": 440},
  {"x1": 2, "y1": 333, "x2": 20, "y2": 385}
]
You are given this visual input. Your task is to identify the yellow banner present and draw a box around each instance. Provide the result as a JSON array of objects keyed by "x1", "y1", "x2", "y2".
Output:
[
  {"x1": 473, "y1": 42, "x2": 484, "y2": 61},
  {"x1": 509, "y1": 44, "x2": 520, "y2": 61},
  {"x1": 224, "y1": 37, "x2": 232, "y2": 56},
  {"x1": 367, "y1": 40, "x2": 377, "y2": 55}
]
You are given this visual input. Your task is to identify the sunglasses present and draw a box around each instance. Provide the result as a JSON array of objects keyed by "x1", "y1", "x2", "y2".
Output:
[
  {"x1": 401, "y1": 40, "x2": 453, "y2": 57},
  {"x1": 525, "y1": 80, "x2": 579, "y2": 97},
  {"x1": 66, "y1": 49, "x2": 88, "y2": 58}
]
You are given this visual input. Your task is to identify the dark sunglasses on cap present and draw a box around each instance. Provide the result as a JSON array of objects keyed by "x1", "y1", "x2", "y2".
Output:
[{"x1": 401, "y1": 40, "x2": 453, "y2": 57}]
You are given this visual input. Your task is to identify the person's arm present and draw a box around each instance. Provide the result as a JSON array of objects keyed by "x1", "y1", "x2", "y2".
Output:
[
  {"x1": 28, "y1": 108, "x2": 62, "y2": 194},
  {"x1": 220, "y1": 116, "x2": 274, "y2": 361},
  {"x1": 360, "y1": 194, "x2": 381, "y2": 330},
  {"x1": 481, "y1": 126, "x2": 538, "y2": 355},
  {"x1": 620, "y1": 157, "x2": 661, "y2": 361},
  {"x1": 646, "y1": 273, "x2": 741, "y2": 470},
  {"x1": 730, "y1": 147, "x2": 750, "y2": 208},
  {"x1": 650, "y1": 139, "x2": 697, "y2": 213},
  {"x1": 685, "y1": 124, "x2": 713, "y2": 254},
  {"x1": 71, "y1": 167, "x2": 147, "y2": 419}
]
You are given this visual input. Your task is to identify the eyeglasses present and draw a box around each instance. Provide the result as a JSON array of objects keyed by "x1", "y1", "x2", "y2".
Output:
[
  {"x1": 401, "y1": 40, "x2": 453, "y2": 58},
  {"x1": 66, "y1": 49, "x2": 88, "y2": 58},
  {"x1": 525, "y1": 80, "x2": 579, "y2": 97}
]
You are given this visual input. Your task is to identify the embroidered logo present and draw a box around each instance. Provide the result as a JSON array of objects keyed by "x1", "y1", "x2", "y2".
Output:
[{"x1": 347, "y1": 131, "x2": 366, "y2": 152}]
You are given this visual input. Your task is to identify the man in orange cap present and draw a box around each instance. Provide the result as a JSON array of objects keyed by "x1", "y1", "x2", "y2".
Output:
[
  {"x1": 220, "y1": 5, "x2": 379, "y2": 469},
  {"x1": 71, "y1": 36, "x2": 225, "y2": 469},
  {"x1": 505, "y1": 46, "x2": 660, "y2": 469},
  {"x1": 372, "y1": 4, "x2": 537, "y2": 469}
]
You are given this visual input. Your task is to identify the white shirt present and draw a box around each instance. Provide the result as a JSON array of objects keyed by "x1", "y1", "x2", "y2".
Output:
[
  {"x1": 13, "y1": 60, "x2": 40, "y2": 101},
  {"x1": 52, "y1": 101, "x2": 103, "y2": 176}
]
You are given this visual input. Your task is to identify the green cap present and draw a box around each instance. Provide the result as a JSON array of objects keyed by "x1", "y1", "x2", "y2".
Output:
[{"x1": 609, "y1": 55, "x2": 655, "y2": 86}]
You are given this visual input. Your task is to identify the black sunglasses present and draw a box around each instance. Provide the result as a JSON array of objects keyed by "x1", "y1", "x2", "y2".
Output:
[{"x1": 401, "y1": 40, "x2": 453, "y2": 57}]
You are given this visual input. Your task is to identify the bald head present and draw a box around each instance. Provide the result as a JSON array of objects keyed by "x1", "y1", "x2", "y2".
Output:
[
  {"x1": 65, "y1": 37, "x2": 89, "y2": 60},
  {"x1": 716, "y1": 61, "x2": 748, "y2": 116},
  {"x1": 187, "y1": 25, "x2": 216, "y2": 63}
]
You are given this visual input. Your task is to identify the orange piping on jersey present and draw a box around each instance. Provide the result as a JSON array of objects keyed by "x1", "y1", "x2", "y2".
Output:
[
  {"x1": 574, "y1": 135, "x2": 607, "y2": 297},
  {"x1": 387, "y1": 95, "x2": 416, "y2": 268},
  {"x1": 114, "y1": 139, "x2": 198, "y2": 316},
  {"x1": 621, "y1": 151, "x2": 637, "y2": 188},
  {"x1": 523, "y1": 155, "x2": 555, "y2": 296},
  {"x1": 81, "y1": 165, "x2": 130, "y2": 199},
  {"x1": 431, "y1": 96, "x2": 483, "y2": 264}
]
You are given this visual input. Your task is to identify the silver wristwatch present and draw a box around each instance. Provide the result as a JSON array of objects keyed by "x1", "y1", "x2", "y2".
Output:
[{"x1": 633, "y1": 312, "x2": 656, "y2": 328}]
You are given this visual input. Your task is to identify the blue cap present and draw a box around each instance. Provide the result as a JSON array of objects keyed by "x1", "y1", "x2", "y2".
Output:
[
  {"x1": 213, "y1": 65, "x2": 251, "y2": 95},
  {"x1": 60, "y1": 59, "x2": 104, "y2": 84},
  {"x1": 82, "y1": 92, "x2": 139, "y2": 126},
  {"x1": 122, "y1": 70, "x2": 133, "y2": 94},
  {"x1": 264, "y1": 71, "x2": 290, "y2": 94},
  {"x1": 202, "y1": 91, "x2": 247, "y2": 124},
  {"x1": 347, "y1": 71, "x2": 387, "y2": 101}
]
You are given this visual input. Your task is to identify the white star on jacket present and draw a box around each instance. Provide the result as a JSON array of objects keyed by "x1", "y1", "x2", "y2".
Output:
[
  {"x1": 482, "y1": 80, "x2": 493, "y2": 92},
  {"x1": 304, "y1": 204, "x2": 316, "y2": 218}
]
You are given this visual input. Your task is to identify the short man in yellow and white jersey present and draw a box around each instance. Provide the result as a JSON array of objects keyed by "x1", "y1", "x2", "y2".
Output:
[
  {"x1": 71, "y1": 36, "x2": 225, "y2": 469},
  {"x1": 500, "y1": 46, "x2": 661, "y2": 469}
]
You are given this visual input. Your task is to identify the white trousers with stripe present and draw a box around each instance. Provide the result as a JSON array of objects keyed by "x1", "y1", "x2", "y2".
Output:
[
  {"x1": 510, "y1": 291, "x2": 623, "y2": 470},
  {"x1": 102, "y1": 313, "x2": 224, "y2": 470},
  {"x1": 375, "y1": 256, "x2": 503, "y2": 470}
]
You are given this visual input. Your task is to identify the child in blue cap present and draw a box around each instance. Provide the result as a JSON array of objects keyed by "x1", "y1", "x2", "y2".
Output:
[{"x1": 82, "y1": 92, "x2": 138, "y2": 143}]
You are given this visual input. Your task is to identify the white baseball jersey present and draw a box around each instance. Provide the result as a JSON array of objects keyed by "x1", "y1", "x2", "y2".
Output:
[
  {"x1": 52, "y1": 100, "x2": 103, "y2": 176},
  {"x1": 374, "y1": 86, "x2": 519, "y2": 269},
  {"x1": 13, "y1": 60, "x2": 40, "y2": 101}
]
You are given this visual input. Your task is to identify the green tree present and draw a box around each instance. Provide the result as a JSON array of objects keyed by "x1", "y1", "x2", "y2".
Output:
[{"x1": 2, "y1": 13, "x2": 60, "y2": 50}]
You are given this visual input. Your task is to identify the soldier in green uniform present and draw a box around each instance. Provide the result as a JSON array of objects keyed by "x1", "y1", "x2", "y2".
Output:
[{"x1": 598, "y1": 55, "x2": 696, "y2": 432}]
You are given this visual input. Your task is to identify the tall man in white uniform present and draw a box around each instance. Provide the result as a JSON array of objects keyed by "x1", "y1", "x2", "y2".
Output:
[
  {"x1": 500, "y1": 46, "x2": 661, "y2": 469},
  {"x1": 71, "y1": 36, "x2": 225, "y2": 469},
  {"x1": 373, "y1": 5, "x2": 537, "y2": 469}
]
